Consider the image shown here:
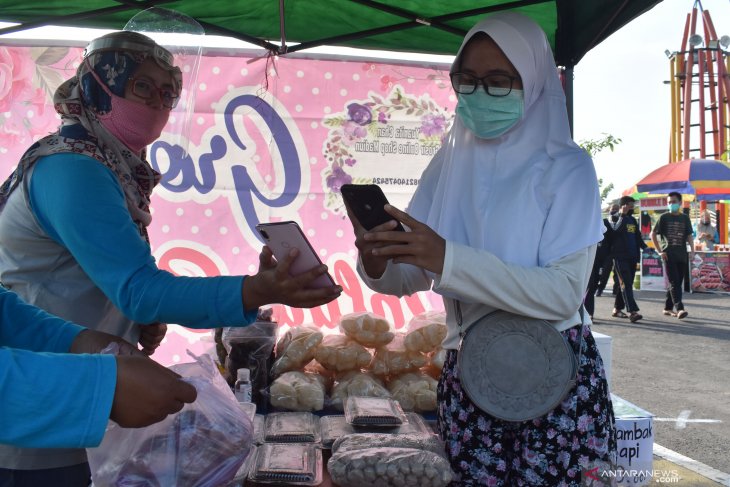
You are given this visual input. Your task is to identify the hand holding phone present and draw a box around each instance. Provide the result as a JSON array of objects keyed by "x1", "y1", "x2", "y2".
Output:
[
  {"x1": 342, "y1": 187, "x2": 448, "y2": 277},
  {"x1": 255, "y1": 221, "x2": 336, "y2": 289},
  {"x1": 341, "y1": 184, "x2": 405, "y2": 232}
]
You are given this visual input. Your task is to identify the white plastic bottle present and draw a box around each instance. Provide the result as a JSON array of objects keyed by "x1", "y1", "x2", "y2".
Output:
[{"x1": 234, "y1": 368, "x2": 252, "y2": 403}]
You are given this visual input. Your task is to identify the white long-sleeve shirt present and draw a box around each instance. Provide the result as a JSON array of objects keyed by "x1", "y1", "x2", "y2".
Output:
[{"x1": 358, "y1": 241, "x2": 596, "y2": 350}]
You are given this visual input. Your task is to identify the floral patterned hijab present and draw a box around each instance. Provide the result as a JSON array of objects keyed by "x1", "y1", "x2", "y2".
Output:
[{"x1": 0, "y1": 32, "x2": 179, "y2": 242}]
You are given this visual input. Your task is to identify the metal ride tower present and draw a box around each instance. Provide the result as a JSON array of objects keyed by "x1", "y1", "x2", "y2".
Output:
[
  {"x1": 668, "y1": 0, "x2": 729, "y2": 163},
  {"x1": 666, "y1": 0, "x2": 730, "y2": 242}
]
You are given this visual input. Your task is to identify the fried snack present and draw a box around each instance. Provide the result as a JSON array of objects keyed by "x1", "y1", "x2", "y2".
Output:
[
  {"x1": 369, "y1": 334, "x2": 427, "y2": 377},
  {"x1": 339, "y1": 312, "x2": 395, "y2": 348},
  {"x1": 386, "y1": 372, "x2": 438, "y2": 412},
  {"x1": 269, "y1": 371, "x2": 326, "y2": 412},
  {"x1": 423, "y1": 347, "x2": 446, "y2": 379},
  {"x1": 330, "y1": 370, "x2": 391, "y2": 410},
  {"x1": 328, "y1": 447, "x2": 454, "y2": 487},
  {"x1": 314, "y1": 334, "x2": 372, "y2": 373},
  {"x1": 270, "y1": 326, "x2": 323, "y2": 377},
  {"x1": 403, "y1": 312, "x2": 447, "y2": 353}
]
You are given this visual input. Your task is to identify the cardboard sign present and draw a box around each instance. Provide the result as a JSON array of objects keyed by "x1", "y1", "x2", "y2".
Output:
[{"x1": 612, "y1": 394, "x2": 655, "y2": 486}]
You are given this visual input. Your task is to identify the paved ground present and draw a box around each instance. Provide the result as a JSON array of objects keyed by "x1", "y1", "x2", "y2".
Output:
[{"x1": 590, "y1": 288, "x2": 730, "y2": 483}]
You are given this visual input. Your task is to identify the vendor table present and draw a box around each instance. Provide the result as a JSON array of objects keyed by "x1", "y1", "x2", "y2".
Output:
[{"x1": 690, "y1": 250, "x2": 730, "y2": 294}]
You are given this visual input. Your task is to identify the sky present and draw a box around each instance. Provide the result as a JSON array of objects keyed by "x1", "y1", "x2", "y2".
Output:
[
  {"x1": 1, "y1": 0, "x2": 729, "y2": 203},
  {"x1": 572, "y1": 0, "x2": 730, "y2": 201}
]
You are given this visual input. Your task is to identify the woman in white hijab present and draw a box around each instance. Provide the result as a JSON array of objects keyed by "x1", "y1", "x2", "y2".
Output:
[{"x1": 348, "y1": 12, "x2": 616, "y2": 485}]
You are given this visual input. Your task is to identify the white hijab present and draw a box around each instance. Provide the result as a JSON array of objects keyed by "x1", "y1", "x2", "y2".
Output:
[{"x1": 408, "y1": 12, "x2": 603, "y2": 269}]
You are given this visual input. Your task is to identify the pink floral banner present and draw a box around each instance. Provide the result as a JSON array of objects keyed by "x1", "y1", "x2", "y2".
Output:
[{"x1": 0, "y1": 44, "x2": 456, "y2": 365}]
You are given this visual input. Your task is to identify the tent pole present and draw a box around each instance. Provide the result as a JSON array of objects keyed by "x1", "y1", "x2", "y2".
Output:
[
  {"x1": 279, "y1": 0, "x2": 287, "y2": 54},
  {"x1": 565, "y1": 65, "x2": 574, "y2": 137}
]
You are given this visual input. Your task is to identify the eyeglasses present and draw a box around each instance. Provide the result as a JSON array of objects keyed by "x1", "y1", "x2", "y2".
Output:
[
  {"x1": 450, "y1": 72, "x2": 519, "y2": 96},
  {"x1": 128, "y1": 76, "x2": 180, "y2": 109}
]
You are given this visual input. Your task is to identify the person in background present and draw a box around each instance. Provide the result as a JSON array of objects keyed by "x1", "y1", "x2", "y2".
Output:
[
  {"x1": 695, "y1": 209, "x2": 718, "y2": 251},
  {"x1": 609, "y1": 196, "x2": 646, "y2": 322},
  {"x1": 0, "y1": 285, "x2": 197, "y2": 452},
  {"x1": 347, "y1": 12, "x2": 615, "y2": 485},
  {"x1": 0, "y1": 31, "x2": 341, "y2": 485},
  {"x1": 584, "y1": 202, "x2": 619, "y2": 319},
  {"x1": 640, "y1": 210, "x2": 652, "y2": 238},
  {"x1": 651, "y1": 192, "x2": 694, "y2": 319}
]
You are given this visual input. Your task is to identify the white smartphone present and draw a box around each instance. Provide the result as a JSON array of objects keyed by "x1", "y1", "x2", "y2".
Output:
[{"x1": 255, "y1": 221, "x2": 336, "y2": 289}]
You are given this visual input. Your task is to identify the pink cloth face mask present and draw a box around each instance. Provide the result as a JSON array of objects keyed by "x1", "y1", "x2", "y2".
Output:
[{"x1": 87, "y1": 65, "x2": 171, "y2": 153}]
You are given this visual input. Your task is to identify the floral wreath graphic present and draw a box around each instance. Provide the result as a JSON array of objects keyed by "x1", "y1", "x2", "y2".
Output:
[
  {"x1": 321, "y1": 85, "x2": 453, "y2": 213},
  {"x1": 1, "y1": 46, "x2": 73, "y2": 151}
]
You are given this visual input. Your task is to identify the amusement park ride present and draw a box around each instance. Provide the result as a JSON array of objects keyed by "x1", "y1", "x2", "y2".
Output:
[
  {"x1": 632, "y1": 0, "x2": 730, "y2": 244},
  {"x1": 667, "y1": 2, "x2": 729, "y2": 164},
  {"x1": 669, "y1": 0, "x2": 730, "y2": 242}
]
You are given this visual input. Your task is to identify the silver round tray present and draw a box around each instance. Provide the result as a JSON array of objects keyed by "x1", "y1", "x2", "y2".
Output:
[{"x1": 457, "y1": 310, "x2": 578, "y2": 422}]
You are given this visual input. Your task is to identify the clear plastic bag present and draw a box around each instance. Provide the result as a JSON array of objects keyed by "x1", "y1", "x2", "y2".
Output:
[
  {"x1": 386, "y1": 372, "x2": 438, "y2": 412},
  {"x1": 222, "y1": 321, "x2": 277, "y2": 411},
  {"x1": 269, "y1": 371, "x2": 327, "y2": 412},
  {"x1": 320, "y1": 413, "x2": 432, "y2": 449},
  {"x1": 339, "y1": 311, "x2": 395, "y2": 348},
  {"x1": 314, "y1": 334, "x2": 372, "y2": 373},
  {"x1": 270, "y1": 326, "x2": 323, "y2": 378},
  {"x1": 403, "y1": 311, "x2": 447, "y2": 353},
  {"x1": 328, "y1": 446, "x2": 454, "y2": 487},
  {"x1": 87, "y1": 353, "x2": 253, "y2": 487},
  {"x1": 424, "y1": 347, "x2": 446, "y2": 379},
  {"x1": 253, "y1": 414, "x2": 266, "y2": 445},
  {"x1": 329, "y1": 370, "x2": 391, "y2": 411},
  {"x1": 331, "y1": 432, "x2": 445, "y2": 455},
  {"x1": 369, "y1": 334, "x2": 427, "y2": 377}
]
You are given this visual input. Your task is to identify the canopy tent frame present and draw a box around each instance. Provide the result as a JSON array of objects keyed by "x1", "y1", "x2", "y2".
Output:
[{"x1": 0, "y1": 0, "x2": 663, "y2": 66}]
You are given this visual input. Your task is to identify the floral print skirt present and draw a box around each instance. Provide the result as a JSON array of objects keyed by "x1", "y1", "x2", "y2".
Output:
[{"x1": 437, "y1": 325, "x2": 617, "y2": 486}]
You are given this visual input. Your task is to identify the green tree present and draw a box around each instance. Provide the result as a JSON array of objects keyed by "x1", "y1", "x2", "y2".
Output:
[{"x1": 579, "y1": 133, "x2": 622, "y2": 203}]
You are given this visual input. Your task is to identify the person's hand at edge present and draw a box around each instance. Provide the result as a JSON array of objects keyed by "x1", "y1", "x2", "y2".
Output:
[
  {"x1": 69, "y1": 329, "x2": 144, "y2": 357},
  {"x1": 343, "y1": 199, "x2": 400, "y2": 279},
  {"x1": 139, "y1": 322, "x2": 167, "y2": 355},
  {"x1": 365, "y1": 205, "x2": 446, "y2": 275},
  {"x1": 111, "y1": 356, "x2": 197, "y2": 427},
  {"x1": 242, "y1": 246, "x2": 342, "y2": 310}
]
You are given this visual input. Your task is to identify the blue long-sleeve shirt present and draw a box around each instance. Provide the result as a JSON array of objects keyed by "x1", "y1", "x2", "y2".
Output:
[
  {"x1": 29, "y1": 153, "x2": 257, "y2": 327},
  {"x1": 0, "y1": 286, "x2": 116, "y2": 448}
]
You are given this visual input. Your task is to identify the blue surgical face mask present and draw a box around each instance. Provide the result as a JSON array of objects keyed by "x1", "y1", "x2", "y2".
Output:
[
  {"x1": 456, "y1": 88, "x2": 524, "y2": 139},
  {"x1": 668, "y1": 203, "x2": 681, "y2": 213}
]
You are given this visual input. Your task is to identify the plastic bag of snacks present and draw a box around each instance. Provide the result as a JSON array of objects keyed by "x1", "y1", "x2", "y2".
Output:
[
  {"x1": 269, "y1": 371, "x2": 327, "y2": 412},
  {"x1": 403, "y1": 311, "x2": 447, "y2": 353},
  {"x1": 87, "y1": 353, "x2": 253, "y2": 487},
  {"x1": 314, "y1": 334, "x2": 372, "y2": 373},
  {"x1": 328, "y1": 446, "x2": 454, "y2": 487},
  {"x1": 270, "y1": 326, "x2": 323, "y2": 378},
  {"x1": 386, "y1": 372, "x2": 438, "y2": 412},
  {"x1": 329, "y1": 433, "x2": 452, "y2": 487},
  {"x1": 339, "y1": 312, "x2": 395, "y2": 348},
  {"x1": 222, "y1": 318, "x2": 277, "y2": 411},
  {"x1": 369, "y1": 334, "x2": 427, "y2": 377},
  {"x1": 330, "y1": 370, "x2": 391, "y2": 411},
  {"x1": 331, "y1": 432, "x2": 444, "y2": 456},
  {"x1": 320, "y1": 413, "x2": 432, "y2": 449},
  {"x1": 423, "y1": 347, "x2": 447, "y2": 379}
]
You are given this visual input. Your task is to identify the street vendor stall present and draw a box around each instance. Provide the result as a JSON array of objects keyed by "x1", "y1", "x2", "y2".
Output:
[{"x1": 690, "y1": 250, "x2": 730, "y2": 294}]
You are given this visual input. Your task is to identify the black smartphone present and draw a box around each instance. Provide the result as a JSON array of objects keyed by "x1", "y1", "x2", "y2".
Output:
[
  {"x1": 341, "y1": 184, "x2": 405, "y2": 231},
  {"x1": 255, "y1": 221, "x2": 336, "y2": 289}
]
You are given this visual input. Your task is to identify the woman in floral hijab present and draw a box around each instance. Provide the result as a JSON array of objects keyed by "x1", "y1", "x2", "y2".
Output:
[{"x1": 0, "y1": 31, "x2": 341, "y2": 485}]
